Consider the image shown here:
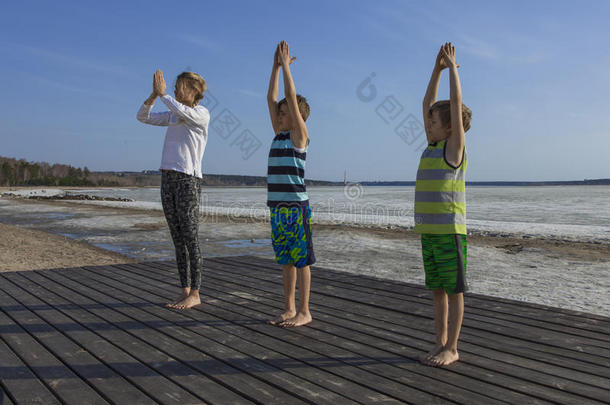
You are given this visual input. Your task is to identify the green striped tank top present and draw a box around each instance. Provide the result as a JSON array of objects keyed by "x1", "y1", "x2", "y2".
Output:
[{"x1": 414, "y1": 140, "x2": 467, "y2": 234}]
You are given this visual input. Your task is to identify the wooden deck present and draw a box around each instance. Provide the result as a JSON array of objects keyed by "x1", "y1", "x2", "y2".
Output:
[{"x1": 0, "y1": 255, "x2": 608, "y2": 405}]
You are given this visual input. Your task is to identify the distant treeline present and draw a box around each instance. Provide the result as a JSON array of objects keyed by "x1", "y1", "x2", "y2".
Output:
[
  {"x1": 0, "y1": 157, "x2": 166, "y2": 187},
  {"x1": 361, "y1": 180, "x2": 610, "y2": 186},
  {"x1": 2, "y1": 156, "x2": 607, "y2": 188},
  {"x1": 1, "y1": 156, "x2": 94, "y2": 186},
  {"x1": 0, "y1": 157, "x2": 337, "y2": 187}
]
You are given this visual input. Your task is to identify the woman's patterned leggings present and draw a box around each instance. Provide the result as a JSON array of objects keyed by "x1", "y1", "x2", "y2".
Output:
[{"x1": 161, "y1": 170, "x2": 203, "y2": 290}]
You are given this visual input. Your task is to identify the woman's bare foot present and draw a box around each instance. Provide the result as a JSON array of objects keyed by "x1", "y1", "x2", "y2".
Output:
[
  {"x1": 427, "y1": 349, "x2": 459, "y2": 367},
  {"x1": 268, "y1": 310, "x2": 296, "y2": 325},
  {"x1": 173, "y1": 291, "x2": 201, "y2": 310},
  {"x1": 279, "y1": 312, "x2": 312, "y2": 328},
  {"x1": 420, "y1": 344, "x2": 444, "y2": 365},
  {"x1": 166, "y1": 288, "x2": 190, "y2": 308}
]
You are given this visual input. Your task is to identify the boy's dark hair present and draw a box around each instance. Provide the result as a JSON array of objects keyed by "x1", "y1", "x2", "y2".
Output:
[
  {"x1": 429, "y1": 100, "x2": 472, "y2": 132},
  {"x1": 278, "y1": 94, "x2": 310, "y2": 121}
]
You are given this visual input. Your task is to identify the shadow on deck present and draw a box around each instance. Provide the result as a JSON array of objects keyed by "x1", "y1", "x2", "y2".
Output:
[{"x1": 0, "y1": 256, "x2": 608, "y2": 404}]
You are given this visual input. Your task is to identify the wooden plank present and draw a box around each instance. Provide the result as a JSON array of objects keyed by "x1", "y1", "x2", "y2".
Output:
[
  {"x1": 0, "y1": 331, "x2": 60, "y2": 405},
  {"x1": 17, "y1": 270, "x2": 253, "y2": 405},
  {"x1": 5, "y1": 256, "x2": 606, "y2": 405},
  {"x1": 135, "y1": 260, "x2": 610, "y2": 403},
  {"x1": 173, "y1": 263, "x2": 610, "y2": 405},
  {"x1": 90, "y1": 263, "x2": 478, "y2": 405},
  {"x1": 222, "y1": 257, "x2": 610, "y2": 340},
  {"x1": 219, "y1": 256, "x2": 610, "y2": 345},
  {"x1": 111, "y1": 265, "x2": 582, "y2": 403},
  {"x1": 80, "y1": 263, "x2": 436, "y2": 405},
  {"x1": 0, "y1": 279, "x2": 111, "y2": 405},
  {"x1": 120, "y1": 263, "x2": 558, "y2": 405},
  {"x1": 201, "y1": 285, "x2": 599, "y2": 404},
  {"x1": 1, "y1": 273, "x2": 169, "y2": 404},
  {"x1": 202, "y1": 260, "x2": 610, "y2": 385},
  {"x1": 0, "y1": 386, "x2": 16, "y2": 405},
  {"x1": 205, "y1": 258, "x2": 610, "y2": 370},
  {"x1": 33, "y1": 268, "x2": 321, "y2": 405},
  {"x1": 32, "y1": 267, "x2": 384, "y2": 405},
  {"x1": 75, "y1": 264, "x2": 405, "y2": 405},
  {"x1": 224, "y1": 255, "x2": 610, "y2": 332}
]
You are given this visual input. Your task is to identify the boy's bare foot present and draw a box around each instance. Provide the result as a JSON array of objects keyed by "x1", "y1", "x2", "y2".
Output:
[
  {"x1": 420, "y1": 344, "x2": 444, "y2": 365},
  {"x1": 268, "y1": 310, "x2": 296, "y2": 325},
  {"x1": 166, "y1": 290, "x2": 190, "y2": 308},
  {"x1": 173, "y1": 293, "x2": 201, "y2": 310},
  {"x1": 279, "y1": 312, "x2": 312, "y2": 328},
  {"x1": 427, "y1": 349, "x2": 459, "y2": 367}
]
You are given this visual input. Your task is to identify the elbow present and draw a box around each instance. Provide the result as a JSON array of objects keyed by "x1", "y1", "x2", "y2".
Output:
[
  {"x1": 422, "y1": 100, "x2": 431, "y2": 114},
  {"x1": 136, "y1": 111, "x2": 150, "y2": 123}
]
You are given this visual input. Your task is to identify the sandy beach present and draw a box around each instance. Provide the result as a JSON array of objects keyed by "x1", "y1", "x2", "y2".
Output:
[
  {"x1": 1, "y1": 188, "x2": 608, "y2": 315},
  {"x1": 0, "y1": 222, "x2": 135, "y2": 272}
]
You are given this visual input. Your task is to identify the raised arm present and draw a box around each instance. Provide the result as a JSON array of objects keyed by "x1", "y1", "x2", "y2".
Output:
[
  {"x1": 442, "y1": 43, "x2": 465, "y2": 168},
  {"x1": 422, "y1": 44, "x2": 449, "y2": 143},
  {"x1": 159, "y1": 95, "x2": 209, "y2": 128},
  {"x1": 278, "y1": 41, "x2": 307, "y2": 149},
  {"x1": 136, "y1": 73, "x2": 170, "y2": 126},
  {"x1": 267, "y1": 45, "x2": 281, "y2": 134}
]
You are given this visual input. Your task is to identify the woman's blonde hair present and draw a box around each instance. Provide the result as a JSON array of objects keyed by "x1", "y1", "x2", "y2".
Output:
[{"x1": 177, "y1": 72, "x2": 207, "y2": 106}]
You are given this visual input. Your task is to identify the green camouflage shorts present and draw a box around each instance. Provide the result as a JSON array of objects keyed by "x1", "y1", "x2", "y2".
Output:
[{"x1": 421, "y1": 234, "x2": 468, "y2": 294}]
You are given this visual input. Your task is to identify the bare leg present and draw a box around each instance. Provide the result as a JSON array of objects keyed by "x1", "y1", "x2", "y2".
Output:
[
  {"x1": 421, "y1": 289, "x2": 448, "y2": 364},
  {"x1": 174, "y1": 289, "x2": 201, "y2": 310},
  {"x1": 280, "y1": 265, "x2": 312, "y2": 328},
  {"x1": 268, "y1": 264, "x2": 297, "y2": 324},
  {"x1": 428, "y1": 292, "x2": 463, "y2": 366},
  {"x1": 167, "y1": 287, "x2": 190, "y2": 308}
]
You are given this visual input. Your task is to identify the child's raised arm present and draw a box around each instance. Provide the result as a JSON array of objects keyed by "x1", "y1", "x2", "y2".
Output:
[
  {"x1": 267, "y1": 45, "x2": 281, "y2": 134},
  {"x1": 422, "y1": 44, "x2": 449, "y2": 143},
  {"x1": 278, "y1": 41, "x2": 307, "y2": 149},
  {"x1": 442, "y1": 43, "x2": 465, "y2": 167},
  {"x1": 137, "y1": 70, "x2": 170, "y2": 126}
]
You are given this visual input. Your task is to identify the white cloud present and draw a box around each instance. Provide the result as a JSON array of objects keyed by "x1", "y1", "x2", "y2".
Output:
[
  {"x1": 12, "y1": 43, "x2": 131, "y2": 76},
  {"x1": 20, "y1": 72, "x2": 122, "y2": 101},
  {"x1": 28, "y1": 74, "x2": 89, "y2": 93},
  {"x1": 457, "y1": 32, "x2": 550, "y2": 65},
  {"x1": 174, "y1": 34, "x2": 219, "y2": 50},
  {"x1": 360, "y1": 2, "x2": 552, "y2": 66},
  {"x1": 237, "y1": 89, "x2": 263, "y2": 98}
]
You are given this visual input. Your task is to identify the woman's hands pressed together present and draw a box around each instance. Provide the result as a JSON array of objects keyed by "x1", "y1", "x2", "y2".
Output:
[{"x1": 153, "y1": 69, "x2": 167, "y2": 96}]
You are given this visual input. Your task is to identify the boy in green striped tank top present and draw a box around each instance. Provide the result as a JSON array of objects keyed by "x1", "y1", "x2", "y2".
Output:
[{"x1": 416, "y1": 43, "x2": 472, "y2": 366}]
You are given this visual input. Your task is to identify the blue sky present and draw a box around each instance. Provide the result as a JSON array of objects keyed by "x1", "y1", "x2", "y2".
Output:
[{"x1": 1, "y1": 0, "x2": 609, "y2": 181}]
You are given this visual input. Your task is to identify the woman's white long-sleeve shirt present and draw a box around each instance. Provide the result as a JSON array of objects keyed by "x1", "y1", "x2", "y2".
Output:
[{"x1": 137, "y1": 95, "x2": 210, "y2": 178}]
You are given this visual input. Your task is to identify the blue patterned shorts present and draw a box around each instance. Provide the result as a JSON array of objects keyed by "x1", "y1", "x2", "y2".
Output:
[{"x1": 270, "y1": 205, "x2": 315, "y2": 268}]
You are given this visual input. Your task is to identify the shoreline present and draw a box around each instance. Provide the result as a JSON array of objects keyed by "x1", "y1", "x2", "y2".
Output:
[
  {"x1": 4, "y1": 196, "x2": 609, "y2": 257},
  {"x1": 3, "y1": 180, "x2": 610, "y2": 190},
  {"x1": 0, "y1": 222, "x2": 135, "y2": 272},
  {"x1": 1, "y1": 192, "x2": 608, "y2": 316}
]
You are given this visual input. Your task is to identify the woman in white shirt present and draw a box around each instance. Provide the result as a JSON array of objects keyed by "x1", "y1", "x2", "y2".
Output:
[{"x1": 137, "y1": 70, "x2": 210, "y2": 309}]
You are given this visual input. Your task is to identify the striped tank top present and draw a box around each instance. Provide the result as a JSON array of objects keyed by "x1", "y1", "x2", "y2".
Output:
[
  {"x1": 414, "y1": 140, "x2": 467, "y2": 234},
  {"x1": 267, "y1": 131, "x2": 309, "y2": 207}
]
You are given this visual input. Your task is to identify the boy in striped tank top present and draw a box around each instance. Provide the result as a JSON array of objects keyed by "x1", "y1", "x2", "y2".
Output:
[
  {"x1": 266, "y1": 41, "x2": 315, "y2": 328},
  {"x1": 416, "y1": 43, "x2": 472, "y2": 366}
]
